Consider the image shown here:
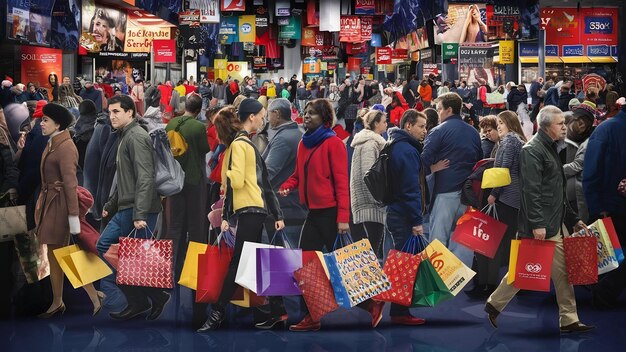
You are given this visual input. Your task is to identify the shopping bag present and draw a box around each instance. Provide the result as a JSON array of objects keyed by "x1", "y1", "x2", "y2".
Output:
[
  {"x1": 564, "y1": 235, "x2": 598, "y2": 285},
  {"x1": 0, "y1": 204, "x2": 27, "y2": 237},
  {"x1": 513, "y1": 239, "x2": 555, "y2": 292},
  {"x1": 293, "y1": 256, "x2": 339, "y2": 321},
  {"x1": 481, "y1": 168, "x2": 511, "y2": 188},
  {"x1": 104, "y1": 244, "x2": 119, "y2": 270},
  {"x1": 411, "y1": 253, "x2": 454, "y2": 307},
  {"x1": 424, "y1": 239, "x2": 476, "y2": 296},
  {"x1": 589, "y1": 221, "x2": 619, "y2": 275},
  {"x1": 117, "y1": 233, "x2": 174, "y2": 289},
  {"x1": 600, "y1": 217, "x2": 623, "y2": 264},
  {"x1": 178, "y1": 241, "x2": 208, "y2": 290},
  {"x1": 323, "y1": 234, "x2": 391, "y2": 308},
  {"x1": 52, "y1": 244, "x2": 112, "y2": 289},
  {"x1": 256, "y1": 230, "x2": 303, "y2": 296},
  {"x1": 375, "y1": 236, "x2": 422, "y2": 306},
  {"x1": 506, "y1": 239, "x2": 521, "y2": 284},
  {"x1": 196, "y1": 237, "x2": 234, "y2": 303},
  {"x1": 451, "y1": 205, "x2": 508, "y2": 258},
  {"x1": 235, "y1": 242, "x2": 283, "y2": 293},
  {"x1": 13, "y1": 232, "x2": 50, "y2": 283},
  {"x1": 230, "y1": 285, "x2": 268, "y2": 307}
]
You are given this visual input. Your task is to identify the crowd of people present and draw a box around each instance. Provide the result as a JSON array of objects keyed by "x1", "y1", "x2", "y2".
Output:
[{"x1": 0, "y1": 70, "x2": 625, "y2": 336}]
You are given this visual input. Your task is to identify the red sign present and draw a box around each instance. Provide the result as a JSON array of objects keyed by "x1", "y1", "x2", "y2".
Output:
[
  {"x1": 221, "y1": 0, "x2": 245, "y2": 11},
  {"x1": 302, "y1": 28, "x2": 318, "y2": 47},
  {"x1": 347, "y1": 57, "x2": 362, "y2": 72},
  {"x1": 376, "y1": 47, "x2": 392, "y2": 65},
  {"x1": 580, "y1": 8, "x2": 618, "y2": 46},
  {"x1": 306, "y1": 0, "x2": 319, "y2": 26},
  {"x1": 340, "y1": 16, "x2": 361, "y2": 43},
  {"x1": 20, "y1": 46, "x2": 62, "y2": 99},
  {"x1": 153, "y1": 39, "x2": 177, "y2": 63},
  {"x1": 540, "y1": 8, "x2": 581, "y2": 47},
  {"x1": 392, "y1": 48, "x2": 408, "y2": 61},
  {"x1": 360, "y1": 16, "x2": 373, "y2": 41}
]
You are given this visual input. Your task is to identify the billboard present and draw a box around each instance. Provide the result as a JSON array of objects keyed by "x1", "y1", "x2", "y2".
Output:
[
  {"x1": 80, "y1": 0, "x2": 127, "y2": 53},
  {"x1": 20, "y1": 46, "x2": 62, "y2": 96},
  {"x1": 434, "y1": 4, "x2": 489, "y2": 45}
]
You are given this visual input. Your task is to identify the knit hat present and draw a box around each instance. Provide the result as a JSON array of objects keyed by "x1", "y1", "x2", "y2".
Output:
[
  {"x1": 572, "y1": 105, "x2": 595, "y2": 126},
  {"x1": 78, "y1": 99, "x2": 97, "y2": 116},
  {"x1": 238, "y1": 98, "x2": 264, "y2": 122},
  {"x1": 568, "y1": 98, "x2": 581, "y2": 109},
  {"x1": 42, "y1": 103, "x2": 74, "y2": 130},
  {"x1": 32, "y1": 100, "x2": 47, "y2": 118},
  {"x1": 371, "y1": 104, "x2": 385, "y2": 113}
]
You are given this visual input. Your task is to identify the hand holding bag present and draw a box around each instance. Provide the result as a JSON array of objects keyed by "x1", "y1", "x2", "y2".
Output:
[{"x1": 196, "y1": 230, "x2": 235, "y2": 303}]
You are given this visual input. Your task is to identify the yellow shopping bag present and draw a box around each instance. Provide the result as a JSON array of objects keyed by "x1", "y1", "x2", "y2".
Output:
[
  {"x1": 53, "y1": 244, "x2": 112, "y2": 289},
  {"x1": 178, "y1": 241, "x2": 208, "y2": 290},
  {"x1": 424, "y1": 239, "x2": 476, "y2": 296},
  {"x1": 507, "y1": 239, "x2": 521, "y2": 284},
  {"x1": 482, "y1": 168, "x2": 512, "y2": 189}
]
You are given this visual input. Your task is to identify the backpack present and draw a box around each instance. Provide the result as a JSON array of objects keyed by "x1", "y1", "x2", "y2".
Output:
[
  {"x1": 167, "y1": 117, "x2": 191, "y2": 156},
  {"x1": 460, "y1": 158, "x2": 495, "y2": 209},
  {"x1": 363, "y1": 141, "x2": 396, "y2": 206},
  {"x1": 150, "y1": 128, "x2": 185, "y2": 196}
]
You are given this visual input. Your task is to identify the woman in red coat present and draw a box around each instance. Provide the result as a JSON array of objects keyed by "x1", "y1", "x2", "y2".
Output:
[
  {"x1": 279, "y1": 99, "x2": 384, "y2": 331},
  {"x1": 388, "y1": 92, "x2": 408, "y2": 126}
]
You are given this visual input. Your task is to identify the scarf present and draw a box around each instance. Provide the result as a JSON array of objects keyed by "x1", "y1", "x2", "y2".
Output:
[{"x1": 302, "y1": 125, "x2": 336, "y2": 149}]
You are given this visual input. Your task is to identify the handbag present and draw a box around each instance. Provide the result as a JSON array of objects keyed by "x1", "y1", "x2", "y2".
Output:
[
  {"x1": 564, "y1": 233, "x2": 598, "y2": 285},
  {"x1": 375, "y1": 236, "x2": 422, "y2": 307},
  {"x1": 0, "y1": 203, "x2": 27, "y2": 238},
  {"x1": 513, "y1": 238, "x2": 555, "y2": 292},
  {"x1": 116, "y1": 228, "x2": 174, "y2": 289},
  {"x1": 196, "y1": 230, "x2": 235, "y2": 303},
  {"x1": 451, "y1": 205, "x2": 508, "y2": 259},
  {"x1": 481, "y1": 168, "x2": 512, "y2": 189},
  {"x1": 52, "y1": 243, "x2": 112, "y2": 289},
  {"x1": 13, "y1": 232, "x2": 50, "y2": 283},
  {"x1": 255, "y1": 230, "x2": 303, "y2": 296},
  {"x1": 294, "y1": 256, "x2": 339, "y2": 321}
]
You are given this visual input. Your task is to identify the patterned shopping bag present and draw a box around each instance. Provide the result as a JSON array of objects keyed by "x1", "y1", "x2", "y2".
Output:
[
  {"x1": 375, "y1": 236, "x2": 422, "y2": 306},
  {"x1": 564, "y1": 235, "x2": 598, "y2": 285},
  {"x1": 424, "y1": 239, "x2": 476, "y2": 296},
  {"x1": 293, "y1": 256, "x2": 339, "y2": 321},
  {"x1": 117, "y1": 236, "x2": 174, "y2": 289},
  {"x1": 589, "y1": 221, "x2": 619, "y2": 275}
]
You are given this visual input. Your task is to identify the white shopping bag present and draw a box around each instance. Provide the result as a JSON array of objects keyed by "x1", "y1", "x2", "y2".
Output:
[{"x1": 235, "y1": 241, "x2": 282, "y2": 293}]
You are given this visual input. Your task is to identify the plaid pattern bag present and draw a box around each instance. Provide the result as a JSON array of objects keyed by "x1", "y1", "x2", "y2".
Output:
[{"x1": 293, "y1": 257, "x2": 339, "y2": 321}]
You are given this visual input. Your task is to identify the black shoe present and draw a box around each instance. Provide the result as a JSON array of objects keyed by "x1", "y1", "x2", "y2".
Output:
[
  {"x1": 560, "y1": 322, "x2": 595, "y2": 334},
  {"x1": 465, "y1": 285, "x2": 489, "y2": 300},
  {"x1": 197, "y1": 309, "x2": 225, "y2": 332},
  {"x1": 147, "y1": 291, "x2": 171, "y2": 321},
  {"x1": 484, "y1": 302, "x2": 500, "y2": 329},
  {"x1": 109, "y1": 305, "x2": 151, "y2": 320},
  {"x1": 255, "y1": 314, "x2": 288, "y2": 330}
]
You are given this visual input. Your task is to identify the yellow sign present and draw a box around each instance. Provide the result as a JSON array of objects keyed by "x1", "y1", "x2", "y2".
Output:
[
  {"x1": 226, "y1": 61, "x2": 250, "y2": 81},
  {"x1": 499, "y1": 40, "x2": 515, "y2": 65},
  {"x1": 124, "y1": 27, "x2": 171, "y2": 53},
  {"x1": 214, "y1": 59, "x2": 228, "y2": 80},
  {"x1": 238, "y1": 15, "x2": 256, "y2": 43}
]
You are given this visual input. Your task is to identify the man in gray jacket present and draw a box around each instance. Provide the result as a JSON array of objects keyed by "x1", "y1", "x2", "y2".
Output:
[
  {"x1": 262, "y1": 98, "x2": 307, "y2": 245},
  {"x1": 97, "y1": 95, "x2": 169, "y2": 321}
]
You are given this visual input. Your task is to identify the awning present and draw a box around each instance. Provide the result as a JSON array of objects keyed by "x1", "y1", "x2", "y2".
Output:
[
  {"x1": 561, "y1": 56, "x2": 591, "y2": 64},
  {"x1": 519, "y1": 56, "x2": 562, "y2": 64},
  {"x1": 588, "y1": 57, "x2": 618, "y2": 63}
]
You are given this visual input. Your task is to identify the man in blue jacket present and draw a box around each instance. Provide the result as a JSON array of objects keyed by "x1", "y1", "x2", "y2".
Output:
[
  {"x1": 386, "y1": 109, "x2": 428, "y2": 326},
  {"x1": 422, "y1": 92, "x2": 482, "y2": 266},
  {"x1": 583, "y1": 105, "x2": 626, "y2": 309}
]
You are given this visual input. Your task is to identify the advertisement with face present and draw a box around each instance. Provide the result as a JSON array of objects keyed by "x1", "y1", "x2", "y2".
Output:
[
  {"x1": 80, "y1": 0, "x2": 127, "y2": 53},
  {"x1": 434, "y1": 4, "x2": 488, "y2": 45},
  {"x1": 7, "y1": 0, "x2": 55, "y2": 46}
]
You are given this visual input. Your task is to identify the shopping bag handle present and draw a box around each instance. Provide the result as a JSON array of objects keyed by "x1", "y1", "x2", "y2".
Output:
[
  {"x1": 414, "y1": 234, "x2": 429, "y2": 252},
  {"x1": 214, "y1": 229, "x2": 236, "y2": 248},
  {"x1": 333, "y1": 232, "x2": 354, "y2": 250},
  {"x1": 481, "y1": 203, "x2": 499, "y2": 220},
  {"x1": 125, "y1": 225, "x2": 155, "y2": 239},
  {"x1": 401, "y1": 236, "x2": 419, "y2": 255},
  {"x1": 270, "y1": 230, "x2": 294, "y2": 249}
]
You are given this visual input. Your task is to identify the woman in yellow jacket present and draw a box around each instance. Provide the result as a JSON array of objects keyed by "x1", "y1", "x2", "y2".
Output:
[{"x1": 198, "y1": 99, "x2": 285, "y2": 332}]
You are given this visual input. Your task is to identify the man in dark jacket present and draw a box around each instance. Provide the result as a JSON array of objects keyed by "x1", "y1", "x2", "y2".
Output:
[
  {"x1": 80, "y1": 81, "x2": 104, "y2": 113},
  {"x1": 529, "y1": 77, "x2": 543, "y2": 107},
  {"x1": 96, "y1": 95, "x2": 169, "y2": 321},
  {"x1": 386, "y1": 110, "x2": 428, "y2": 326},
  {"x1": 507, "y1": 84, "x2": 528, "y2": 112},
  {"x1": 262, "y1": 98, "x2": 307, "y2": 244},
  {"x1": 584, "y1": 106, "x2": 626, "y2": 310},
  {"x1": 557, "y1": 84, "x2": 576, "y2": 113},
  {"x1": 422, "y1": 92, "x2": 482, "y2": 266},
  {"x1": 486, "y1": 105, "x2": 593, "y2": 333}
]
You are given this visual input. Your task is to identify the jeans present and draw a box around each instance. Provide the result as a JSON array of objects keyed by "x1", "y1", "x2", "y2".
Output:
[
  {"x1": 386, "y1": 210, "x2": 416, "y2": 316},
  {"x1": 428, "y1": 190, "x2": 473, "y2": 267},
  {"x1": 96, "y1": 208, "x2": 159, "y2": 255}
]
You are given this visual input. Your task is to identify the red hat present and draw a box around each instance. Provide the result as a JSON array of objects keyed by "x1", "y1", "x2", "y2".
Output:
[{"x1": 32, "y1": 100, "x2": 47, "y2": 119}]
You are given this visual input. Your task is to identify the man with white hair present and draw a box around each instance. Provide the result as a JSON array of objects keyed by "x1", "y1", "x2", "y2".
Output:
[{"x1": 485, "y1": 105, "x2": 594, "y2": 333}]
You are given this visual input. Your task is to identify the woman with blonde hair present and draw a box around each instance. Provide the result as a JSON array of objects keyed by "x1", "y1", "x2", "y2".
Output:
[{"x1": 459, "y1": 4, "x2": 487, "y2": 43}]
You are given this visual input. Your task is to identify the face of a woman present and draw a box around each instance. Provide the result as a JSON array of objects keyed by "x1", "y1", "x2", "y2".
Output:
[
  {"x1": 252, "y1": 108, "x2": 266, "y2": 131},
  {"x1": 49, "y1": 75, "x2": 56, "y2": 84},
  {"x1": 40, "y1": 116, "x2": 60, "y2": 136},
  {"x1": 374, "y1": 115, "x2": 388, "y2": 135},
  {"x1": 92, "y1": 18, "x2": 110, "y2": 44},
  {"x1": 497, "y1": 118, "x2": 510, "y2": 138},
  {"x1": 470, "y1": 6, "x2": 479, "y2": 19},
  {"x1": 303, "y1": 105, "x2": 323, "y2": 131}
]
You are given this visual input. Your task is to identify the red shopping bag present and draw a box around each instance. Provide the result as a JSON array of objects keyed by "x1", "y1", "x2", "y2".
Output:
[
  {"x1": 117, "y1": 237, "x2": 174, "y2": 289},
  {"x1": 230, "y1": 286, "x2": 268, "y2": 308},
  {"x1": 293, "y1": 256, "x2": 339, "y2": 321},
  {"x1": 374, "y1": 249, "x2": 421, "y2": 306},
  {"x1": 602, "y1": 217, "x2": 623, "y2": 264},
  {"x1": 196, "y1": 244, "x2": 234, "y2": 303},
  {"x1": 514, "y1": 239, "x2": 555, "y2": 292},
  {"x1": 103, "y1": 243, "x2": 119, "y2": 270},
  {"x1": 452, "y1": 206, "x2": 507, "y2": 259},
  {"x1": 564, "y1": 235, "x2": 598, "y2": 285}
]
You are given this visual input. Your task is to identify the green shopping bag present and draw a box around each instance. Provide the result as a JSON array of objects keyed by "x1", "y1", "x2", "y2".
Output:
[{"x1": 411, "y1": 250, "x2": 454, "y2": 307}]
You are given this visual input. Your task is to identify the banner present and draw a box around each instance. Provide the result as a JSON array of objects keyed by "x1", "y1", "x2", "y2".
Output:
[
  {"x1": 189, "y1": 0, "x2": 220, "y2": 23},
  {"x1": 499, "y1": 40, "x2": 515, "y2": 64},
  {"x1": 434, "y1": 4, "x2": 489, "y2": 45},
  {"x1": 80, "y1": 0, "x2": 127, "y2": 53},
  {"x1": 254, "y1": 5, "x2": 269, "y2": 45},
  {"x1": 20, "y1": 46, "x2": 62, "y2": 97},
  {"x1": 226, "y1": 61, "x2": 249, "y2": 81},
  {"x1": 376, "y1": 47, "x2": 392, "y2": 65},
  {"x1": 219, "y1": 16, "x2": 239, "y2": 44},
  {"x1": 214, "y1": 59, "x2": 228, "y2": 80},
  {"x1": 458, "y1": 44, "x2": 495, "y2": 88},
  {"x1": 279, "y1": 16, "x2": 301, "y2": 40},
  {"x1": 540, "y1": 8, "x2": 580, "y2": 47},
  {"x1": 306, "y1": 0, "x2": 319, "y2": 26},
  {"x1": 355, "y1": 0, "x2": 375, "y2": 15},
  {"x1": 442, "y1": 43, "x2": 459, "y2": 63},
  {"x1": 340, "y1": 16, "x2": 361, "y2": 43},
  {"x1": 303, "y1": 57, "x2": 321, "y2": 74},
  {"x1": 580, "y1": 8, "x2": 618, "y2": 47},
  {"x1": 275, "y1": 0, "x2": 290, "y2": 16},
  {"x1": 302, "y1": 27, "x2": 318, "y2": 47},
  {"x1": 486, "y1": 5, "x2": 521, "y2": 40},
  {"x1": 7, "y1": 0, "x2": 55, "y2": 46},
  {"x1": 222, "y1": 0, "x2": 245, "y2": 12},
  {"x1": 238, "y1": 15, "x2": 256, "y2": 42},
  {"x1": 360, "y1": 16, "x2": 372, "y2": 41},
  {"x1": 124, "y1": 12, "x2": 173, "y2": 53},
  {"x1": 51, "y1": 0, "x2": 81, "y2": 50},
  {"x1": 152, "y1": 39, "x2": 176, "y2": 63}
]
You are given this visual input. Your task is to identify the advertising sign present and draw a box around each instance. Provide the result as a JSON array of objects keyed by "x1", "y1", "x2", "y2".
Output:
[
  {"x1": 80, "y1": 0, "x2": 127, "y2": 53},
  {"x1": 580, "y1": 8, "x2": 618, "y2": 46},
  {"x1": 360, "y1": 16, "x2": 372, "y2": 41},
  {"x1": 7, "y1": 0, "x2": 55, "y2": 46},
  {"x1": 51, "y1": 0, "x2": 81, "y2": 50},
  {"x1": 279, "y1": 16, "x2": 301, "y2": 40},
  {"x1": 499, "y1": 40, "x2": 515, "y2": 64},
  {"x1": 219, "y1": 16, "x2": 239, "y2": 44},
  {"x1": 152, "y1": 39, "x2": 176, "y2": 63},
  {"x1": 540, "y1": 8, "x2": 580, "y2": 47},
  {"x1": 226, "y1": 61, "x2": 250, "y2": 81},
  {"x1": 434, "y1": 4, "x2": 489, "y2": 45},
  {"x1": 442, "y1": 43, "x2": 459, "y2": 62},
  {"x1": 20, "y1": 46, "x2": 62, "y2": 96},
  {"x1": 355, "y1": 0, "x2": 375, "y2": 15},
  {"x1": 340, "y1": 16, "x2": 361, "y2": 43},
  {"x1": 275, "y1": 0, "x2": 290, "y2": 16},
  {"x1": 376, "y1": 47, "x2": 392, "y2": 65},
  {"x1": 222, "y1": 0, "x2": 245, "y2": 12},
  {"x1": 238, "y1": 15, "x2": 256, "y2": 42},
  {"x1": 458, "y1": 44, "x2": 495, "y2": 87}
]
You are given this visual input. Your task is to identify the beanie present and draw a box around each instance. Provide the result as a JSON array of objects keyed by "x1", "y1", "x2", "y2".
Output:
[
  {"x1": 79, "y1": 99, "x2": 97, "y2": 116},
  {"x1": 33, "y1": 100, "x2": 48, "y2": 118},
  {"x1": 238, "y1": 98, "x2": 264, "y2": 122}
]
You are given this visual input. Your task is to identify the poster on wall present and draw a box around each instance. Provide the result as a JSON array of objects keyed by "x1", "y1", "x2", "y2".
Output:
[
  {"x1": 189, "y1": 0, "x2": 220, "y2": 23},
  {"x1": 222, "y1": 0, "x2": 245, "y2": 12},
  {"x1": 7, "y1": 0, "x2": 55, "y2": 46},
  {"x1": 355, "y1": 0, "x2": 376, "y2": 15},
  {"x1": 51, "y1": 0, "x2": 81, "y2": 50},
  {"x1": 360, "y1": 16, "x2": 372, "y2": 41},
  {"x1": 238, "y1": 15, "x2": 256, "y2": 42},
  {"x1": 458, "y1": 44, "x2": 495, "y2": 88},
  {"x1": 434, "y1": 4, "x2": 489, "y2": 45},
  {"x1": 580, "y1": 8, "x2": 618, "y2": 47},
  {"x1": 226, "y1": 61, "x2": 250, "y2": 81},
  {"x1": 153, "y1": 39, "x2": 176, "y2": 63},
  {"x1": 80, "y1": 0, "x2": 127, "y2": 53},
  {"x1": 340, "y1": 16, "x2": 361, "y2": 43},
  {"x1": 124, "y1": 12, "x2": 173, "y2": 53},
  {"x1": 279, "y1": 16, "x2": 301, "y2": 40},
  {"x1": 20, "y1": 46, "x2": 62, "y2": 96},
  {"x1": 540, "y1": 8, "x2": 580, "y2": 49},
  {"x1": 486, "y1": 5, "x2": 521, "y2": 40},
  {"x1": 219, "y1": 16, "x2": 239, "y2": 44}
]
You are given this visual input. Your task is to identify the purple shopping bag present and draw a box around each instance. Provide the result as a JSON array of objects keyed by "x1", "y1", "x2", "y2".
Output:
[{"x1": 256, "y1": 247, "x2": 303, "y2": 296}]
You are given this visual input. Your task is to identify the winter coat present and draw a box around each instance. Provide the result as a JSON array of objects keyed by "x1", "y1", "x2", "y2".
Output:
[
  {"x1": 507, "y1": 89, "x2": 527, "y2": 111},
  {"x1": 17, "y1": 121, "x2": 48, "y2": 229},
  {"x1": 490, "y1": 132, "x2": 524, "y2": 210},
  {"x1": 35, "y1": 130, "x2": 80, "y2": 245},
  {"x1": 350, "y1": 129, "x2": 386, "y2": 224},
  {"x1": 79, "y1": 87, "x2": 103, "y2": 113},
  {"x1": 563, "y1": 139, "x2": 589, "y2": 222}
]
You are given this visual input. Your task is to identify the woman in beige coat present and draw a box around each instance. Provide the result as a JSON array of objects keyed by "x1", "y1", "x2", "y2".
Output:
[{"x1": 35, "y1": 103, "x2": 104, "y2": 318}]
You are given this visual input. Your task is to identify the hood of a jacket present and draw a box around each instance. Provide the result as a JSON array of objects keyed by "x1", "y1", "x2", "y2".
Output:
[
  {"x1": 350, "y1": 128, "x2": 386, "y2": 148},
  {"x1": 387, "y1": 127, "x2": 422, "y2": 149}
]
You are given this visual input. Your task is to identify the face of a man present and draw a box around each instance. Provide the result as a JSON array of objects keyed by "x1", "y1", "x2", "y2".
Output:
[
  {"x1": 92, "y1": 18, "x2": 110, "y2": 44},
  {"x1": 406, "y1": 117, "x2": 427, "y2": 141},
  {"x1": 109, "y1": 102, "x2": 134, "y2": 129},
  {"x1": 547, "y1": 113, "x2": 567, "y2": 141},
  {"x1": 436, "y1": 102, "x2": 453, "y2": 122}
]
